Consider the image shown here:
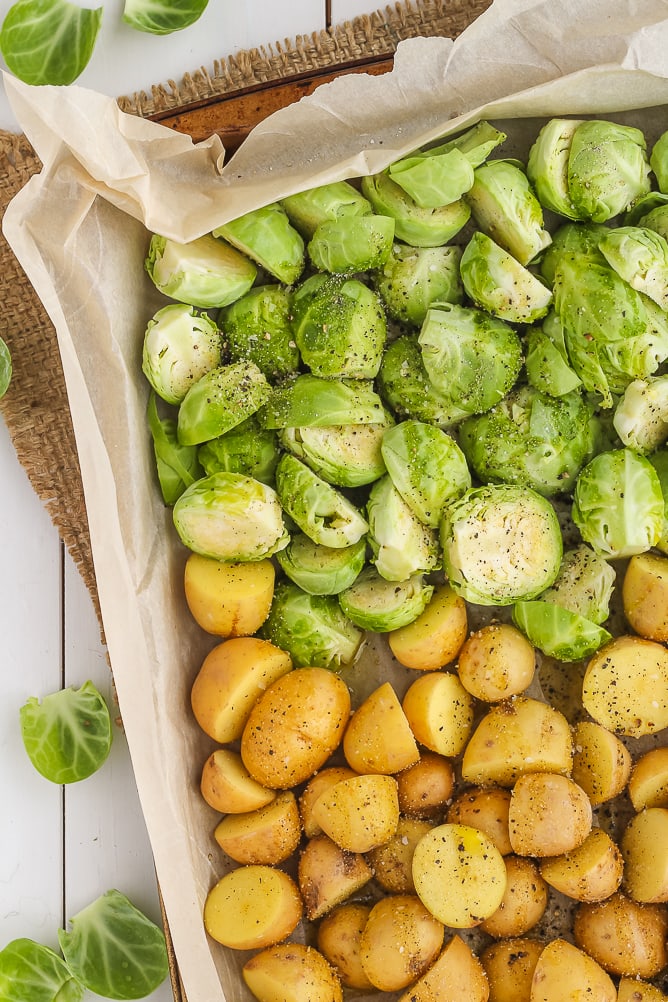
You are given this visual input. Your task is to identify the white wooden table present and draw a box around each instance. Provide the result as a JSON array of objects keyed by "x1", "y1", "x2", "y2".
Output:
[{"x1": 0, "y1": 2, "x2": 379, "y2": 997}]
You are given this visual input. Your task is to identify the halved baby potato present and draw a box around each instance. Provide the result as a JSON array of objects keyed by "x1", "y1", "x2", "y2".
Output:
[
  {"x1": 299, "y1": 767, "x2": 359, "y2": 838},
  {"x1": 298, "y1": 833, "x2": 372, "y2": 921},
  {"x1": 528, "y1": 938, "x2": 616, "y2": 1002},
  {"x1": 398, "y1": 934, "x2": 490, "y2": 1002},
  {"x1": 396, "y1": 752, "x2": 455, "y2": 819},
  {"x1": 184, "y1": 552, "x2": 275, "y2": 637},
  {"x1": 582, "y1": 634, "x2": 668, "y2": 738},
  {"x1": 359, "y1": 894, "x2": 444, "y2": 992},
  {"x1": 622, "y1": 550, "x2": 668, "y2": 641},
  {"x1": 446, "y1": 785, "x2": 513, "y2": 855},
  {"x1": 204, "y1": 865, "x2": 302, "y2": 950},
  {"x1": 573, "y1": 892, "x2": 668, "y2": 979},
  {"x1": 310, "y1": 774, "x2": 399, "y2": 853},
  {"x1": 457, "y1": 621, "x2": 536, "y2": 702},
  {"x1": 243, "y1": 943, "x2": 343, "y2": 1002},
  {"x1": 479, "y1": 855, "x2": 548, "y2": 939},
  {"x1": 402, "y1": 670, "x2": 475, "y2": 757},
  {"x1": 480, "y1": 936, "x2": 543, "y2": 1002},
  {"x1": 200, "y1": 748, "x2": 276, "y2": 814},
  {"x1": 366, "y1": 816, "x2": 435, "y2": 894},
  {"x1": 317, "y1": 903, "x2": 374, "y2": 991},
  {"x1": 621, "y1": 807, "x2": 668, "y2": 903},
  {"x1": 628, "y1": 746, "x2": 668, "y2": 811}
]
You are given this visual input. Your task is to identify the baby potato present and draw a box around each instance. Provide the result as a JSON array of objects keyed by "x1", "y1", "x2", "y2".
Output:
[
  {"x1": 298, "y1": 833, "x2": 372, "y2": 921},
  {"x1": 359, "y1": 894, "x2": 444, "y2": 991},
  {"x1": 342, "y1": 681, "x2": 419, "y2": 775},
  {"x1": 200, "y1": 748, "x2": 276, "y2": 814},
  {"x1": 204, "y1": 865, "x2": 302, "y2": 950},
  {"x1": 446, "y1": 786, "x2": 513, "y2": 856},
  {"x1": 243, "y1": 942, "x2": 343, "y2": 1002},
  {"x1": 241, "y1": 667, "x2": 351, "y2": 789},
  {"x1": 480, "y1": 936, "x2": 543, "y2": 1002},
  {"x1": 461, "y1": 696, "x2": 573, "y2": 787},
  {"x1": 582, "y1": 634, "x2": 668, "y2": 737},
  {"x1": 528, "y1": 938, "x2": 616, "y2": 1002},
  {"x1": 366, "y1": 816, "x2": 435, "y2": 894},
  {"x1": 213, "y1": 790, "x2": 301, "y2": 865},
  {"x1": 184, "y1": 553, "x2": 275, "y2": 637},
  {"x1": 573, "y1": 892, "x2": 668, "y2": 979},
  {"x1": 402, "y1": 670, "x2": 475, "y2": 757},
  {"x1": 388, "y1": 582, "x2": 468, "y2": 671},
  {"x1": 621, "y1": 807, "x2": 668, "y2": 903},
  {"x1": 317, "y1": 903, "x2": 374, "y2": 991},
  {"x1": 570, "y1": 720, "x2": 631, "y2": 806},
  {"x1": 539, "y1": 827, "x2": 623, "y2": 903},
  {"x1": 396, "y1": 752, "x2": 455, "y2": 819},
  {"x1": 299, "y1": 767, "x2": 359, "y2": 838},
  {"x1": 399, "y1": 934, "x2": 490, "y2": 1002},
  {"x1": 618, "y1": 976, "x2": 668, "y2": 1001},
  {"x1": 508, "y1": 772, "x2": 592, "y2": 857},
  {"x1": 622, "y1": 550, "x2": 668, "y2": 641},
  {"x1": 457, "y1": 622, "x2": 535, "y2": 702},
  {"x1": 479, "y1": 855, "x2": 548, "y2": 939},
  {"x1": 311, "y1": 773, "x2": 399, "y2": 853},
  {"x1": 628, "y1": 746, "x2": 668, "y2": 811},
  {"x1": 191, "y1": 637, "x2": 292, "y2": 743},
  {"x1": 412, "y1": 823, "x2": 507, "y2": 928}
]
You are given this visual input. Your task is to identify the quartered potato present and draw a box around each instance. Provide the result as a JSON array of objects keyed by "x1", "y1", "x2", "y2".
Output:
[
  {"x1": 628, "y1": 746, "x2": 668, "y2": 811},
  {"x1": 446, "y1": 785, "x2": 513, "y2": 855},
  {"x1": 480, "y1": 936, "x2": 543, "y2": 1002},
  {"x1": 398, "y1": 934, "x2": 490, "y2": 1002},
  {"x1": 203, "y1": 865, "x2": 302, "y2": 950},
  {"x1": 528, "y1": 938, "x2": 616, "y2": 1001},
  {"x1": 457, "y1": 621, "x2": 536, "y2": 702},
  {"x1": 570, "y1": 719, "x2": 631, "y2": 806},
  {"x1": 242, "y1": 942, "x2": 343, "y2": 1002},
  {"x1": 299, "y1": 767, "x2": 359, "y2": 838},
  {"x1": 317, "y1": 903, "x2": 374, "y2": 991},
  {"x1": 342, "y1": 680, "x2": 419, "y2": 774},
  {"x1": 582, "y1": 635, "x2": 668, "y2": 737},
  {"x1": 310, "y1": 773, "x2": 399, "y2": 853},
  {"x1": 396, "y1": 751, "x2": 455, "y2": 818},
  {"x1": 573, "y1": 892, "x2": 668, "y2": 978},
  {"x1": 213, "y1": 790, "x2": 301, "y2": 865},
  {"x1": 359, "y1": 894, "x2": 444, "y2": 991},
  {"x1": 621, "y1": 807, "x2": 668, "y2": 903},
  {"x1": 622, "y1": 550, "x2": 668, "y2": 641},
  {"x1": 539, "y1": 827, "x2": 624, "y2": 903},
  {"x1": 479, "y1": 855, "x2": 548, "y2": 938},
  {"x1": 617, "y1": 977, "x2": 668, "y2": 1001},
  {"x1": 402, "y1": 670, "x2": 475, "y2": 756},
  {"x1": 508, "y1": 772, "x2": 592, "y2": 857},
  {"x1": 297, "y1": 833, "x2": 372, "y2": 921}
]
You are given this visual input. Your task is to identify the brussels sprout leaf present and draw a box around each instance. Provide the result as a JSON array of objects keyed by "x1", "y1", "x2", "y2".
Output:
[
  {"x1": 0, "y1": 0, "x2": 102, "y2": 85},
  {"x1": 0, "y1": 939, "x2": 84, "y2": 1002},
  {"x1": 123, "y1": 0, "x2": 209, "y2": 35},
  {"x1": 147, "y1": 391, "x2": 202, "y2": 505},
  {"x1": 0, "y1": 336, "x2": 11, "y2": 398}
]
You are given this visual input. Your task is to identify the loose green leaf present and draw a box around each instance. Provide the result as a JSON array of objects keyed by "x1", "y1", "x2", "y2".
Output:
[
  {"x1": 0, "y1": 336, "x2": 11, "y2": 398},
  {"x1": 123, "y1": 0, "x2": 209, "y2": 35},
  {"x1": 0, "y1": 939, "x2": 84, "y2": 1002},
  {"x1": 58, "y1": 890, "x2": 169, "y2": 1000},
  {"x1": 147, "y1": 392, "x2": 201, "y2": 505},
  {"x1": 20, "y1": 680, "x2": 112, "y2": 784},
  {"x1": 0, "y1": 0, "x2": 102, "y2": 85}
]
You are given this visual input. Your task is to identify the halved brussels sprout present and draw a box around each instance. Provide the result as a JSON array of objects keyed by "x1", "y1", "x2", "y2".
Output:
[
  {"x1": 538, "y1": 543, "x2": 616, "y2": 625},
  {"x1": 567, "y1": 119, "x2": 651, "y2": 222},
  {"x1": 381, "y1": 419, "x2": 471, "y2": 527},
  {"x1": 524, "y1": 312, "x2": 582, "y2": 397},
  {"x1": 377, "y1": 336, "x2": 471, "y2": 428},
  {"x1": 650, "y1": 129, "x2": 668, "y2": 192},
  {"x1": 213, "y1": 202, "x2": 305, "y2": 285},
  {"x1": 219, "y1": 284, "x2": 300, "y2": 380},
  {"x1": 142, "y1": 303, "x2": 222, "y2": 405},
  {"x1": 512, "y1": 601, "x2": 612, "y2": 662},
  {"x1": 280, "y1": 180, "x2": 372, "y2": 239},
  {"x1": 648, "y1": 449, "x2": 668, "y2": 555},
  {"x1": 307, "y1": 214, "x2": 395, "y2": 273},
  {"x1": 279, "y1": 417, "x2": 390, "y2": 488},
  {"x1": 440, "y1": 484, "x2": 563, "y2": 606},
  {"x1": 459, "y1": 232, "x2": 552, "y2": 323},
  {"x1": 526, "y1": 117, "x2": 585, "y2": 219},
  {"x1": 366, "y1": 475, "x2": 440, "y2": 582},
  {"x1": 360, "y1": 172, "x2": 471, "y2": 247},
  {"x1": 613, "y1": 375, "x2": 668, "y2": 453},
  {"x1": 197, "y1": 416, "x2": 280, "y2": 486},
  {"x1": 177, "y1": 361, "x2": 270, "y2": 446},
  {"x1": 275, "y1": 453, "x2": 368, "y2": 548},
  {"x1": 145, "y1": 233, "x2": 257, "y2": 309},
  {"x1": 427, "y1": 120, "x2": 507, "y2": 165},
  {"x1": 373, "y1": 243, "x2": 463, "y2": 326},
  {"x1": 148, "y1": 392, "x2": 202, "y2": 505},
  {"x1": 387, "y1": 147, "x2": 475, "y2": 208},
  {"x1": 625, "y1": 190, "x2": 668, "y2": 226},
  {"x1": 338, "y1": 567, "x2": 434, "y2": 632},
  {"x1": 598, "y1": 225, "x2": 668, "y2": 311},
  {"x1": 261, "y1": 580, "x2": 363, "y2": 669},
  {"x1": 260, "y1": 374, "x2": 386, "y2": 429},
  {"x1": 572, "y1": 448, "x2": 664, "y2": 558},
  {"x1": 173, "y1": 471, "x2": 289, "y2": 562},
  {"x1": 539, "y1": 221, "x2": 609, "y2": 287},
  {"x1": 276, "y1": 533, "x2": 367, "y2": 596},
  {"x1": 637, "y1": 202, "x2": 668, "y2": 241}
]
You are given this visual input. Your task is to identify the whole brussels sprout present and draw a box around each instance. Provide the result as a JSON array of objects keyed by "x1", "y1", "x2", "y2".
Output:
[
  {"x1": 279, "y1": 417, "x2": 390, "y2": 488},
  {"x1": 360, "y1": 172, "x2": 470, "y2": 247},
  {"x1": 539, "y1": 221, "x2": 609, "y2": 287},
  {"x1": 307, "y1": 215, "x2": 395, "y2": 274},
  {"x1": 377, "y1": 336, "x2": 471, "y2": 428},
  {"x1": 219, "y1": 285, "x2": 300, "y2": 380},
  {"x1": 338, "y1": 567, "x2": 434, "y2": 632},
  {"x1": 177, "y1": 362, "x2": 270, "y2": 446},
  {"x1": 145, "y1": 233, "x2": 257, "y2": 309},
  {"x1": 373, "y1": 244, "x2": 463, "y2": 327},
  {"x1": 276, "y1": 533, "x2": 367, "y2": 596},
  {"x1": 197, "y1": 416, "x2": 280, "y2": 485},
  {"x1": 650, "y1": 129, "x2": 668, "y2": 193},
  {"x1": 213, "y1": 202, "x2": 305, "y2": 285},
  {"x1": 142, "y1": 303, "x2": 222, "y2": 405},
  {"x1": 526, "y1": 117, "x2": 585, "y2": 219},
  {"x1": 260, "y1": 374, "x2": 386, "y2": 429},
  {"x1": 261, "y1": 580, "x2": 363, "y2": 670},
  {"x1": 366, "y1": 475, "x2": 440, "y2": 582},
  {"x1": 275, "y1": 453, "x2": 368, "y2": 549},
  {"x1": 280, "y1": 180, "x2": 373, "y2": 240},
  {"x1": 567, "y1": 120, "x2": 651, "y2": 222},
  {"x1": 460, "y1": 232, "x2": 552, "y2": 324}
]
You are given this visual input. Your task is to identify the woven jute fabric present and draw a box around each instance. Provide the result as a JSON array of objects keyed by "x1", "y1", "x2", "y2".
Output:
[{"x1": 0, "y1": 0, "x2": 491, "y2": 629}]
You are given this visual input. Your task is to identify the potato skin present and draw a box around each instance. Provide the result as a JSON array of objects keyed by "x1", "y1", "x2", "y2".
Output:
[
  {"x1": 242, "y1": 942, "x2": 343, "y2": 1002},
  {"x1": 342, "y1": 681, "x2": 419, "y2": 775},
  {"x1": 402, "y1": 670, "x2": 475, "y2": 757},
  {"x1": 396, "y1": 752, "x2": 455, "y2": 819},
  {"x1": 539, "y1": 827, "x2": 623, "y2": 903},
  {"x1": 297, "y1": 834, "x2": 372, "y2": 921},
  {"x1": 213, "y1": 790, "x2": 302, "y2": 865},
  {"x1": 359, "y1": 894, "x2": 444, "y2": 991},
  {"x1": 573, "y1": 892, "x2": 668, "y2": 978},
  {"x1": 184, "y1": 553, "x2": 275, "y2": 637},
  {"x1": 621, "y1": 807, "x2": 668, "y2": 903},
  {"x1": 199, "y1": 748, "x2": 276, "y2": 814},
  {"x1": 457, "y1": 622, "x2": 535, "y2": 702},
  {"x1": 399, "y1": 934, "x2": 491, "y2": 1002},
  {"x1": 479, "y1": 855, "x2": 548, "y2": 939},
  {"x1": 508, "y1": 772, "x2": 592, "y2": 857},
  {"x1": 317, "y1": 903, "x2": 374, "y2": 991},
  {"x1": 388, "y1": 583, "x2": 468, "y2": 671},
  {"x1": 299, "y1": 767, "x2": 359, "y2": 838},
  {"x1": 311, "y1": 773, "x2": 400, "y2": 853},
  {"x1": 480, "y1": 936, "x2": 543, "y2": 1002},
  {"x1": 622, "y1": 550, "x2": 668, "y2": 641},
  {"x1": 570, "y1": 720, "x2": 631, "y2": 806},
  {"x1": 529, "y1": 938, "x2": 616, "y2": 1001},
  {"x1": 446, "y1": 786, "x2": 513, "y2": 855},
  {"x1": 366, "y1": 816, "x2": 435, "y2": 894}
]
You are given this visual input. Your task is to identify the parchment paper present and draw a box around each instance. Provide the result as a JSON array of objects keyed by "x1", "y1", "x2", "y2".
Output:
[{"x1": 4, "y1": 1, "x2": 668, "y2": 998}]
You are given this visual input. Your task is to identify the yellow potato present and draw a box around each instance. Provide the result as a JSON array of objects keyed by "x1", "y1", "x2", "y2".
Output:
[
  {"x1": 573, "y1": 892, "x2": 668, "y2": 979},
  {"x1": 203, "y1": 865, "x2": 302, "y2": 950},
  {"x1": 359, "y1": 894, "x2": 444, "y2": 991},
  {"x1": 243, "y1": 943, "x2": 343, "y2": 1002},
  {"x1": 402, "y1": 670, "x2": 475, "y2": 757},
  {"x1": 480, "y1": 937, "x2": 543, "y2": 1002},
  {"x1": 199, "y1": 748, "x2": 276, "y2": 814},
  {"x1": 297, "y1": 833, "x2": 372, "y2": 921},
  {"x1": 461, "y1": 696, "x2": 573, "y2": 787},
  {"x1": 396, "y1": 752, "x2": 455, "y2": 819},
  {"x1": 240, "y1": 666, "x2": 350, "y2": 789},
  {"x1": 342, "y1": 681, "x2": 419, "y2": 774},
  {"x1": 398, "y1": 934, "x2": 491, "y2": 1002},
  {"x1": 184, "y1": 552, "x2": 275, "y2": 637},
  {"x1": 508, "y1": 772, "x2": 592, "y2": 857},
  {"x1": 213, "y1": 790, "x2": 301, "y2": 865},
  {"x1": 628, "y1": 746, "x2": 668, "y2": 811},
  {"x1": 388, "y1": 582, "x2": 468, "y2": 671},
  {"x1": 582, "y1": 634, "x2": 668, "y2": 737},
  {"x1": 457, "y1": 622, "x2": 536, "y2": 702},
  {"x1": 621, "y1": 807, "x2": 668, "y2": 903},
  {"x1": 190, "y1": 637, "x2": 292, "y2": 743},
  {"x1": 528, "y1": 938, "x2": 616, "y2": 1002},
  {"x1": 366, "y1": 816, "x2": 435, "y2": 894},
  {"x1": 299, "y1": 767, "x2": 359, "y2": 838},
  {"x1": 317, "y1": 903, "x2": 374, "y2": 991},
  {"x1": 446, "y1": 786, "x2": 513, "y2": 855},
  {"x1": 622, "y1": 550, "x2": 668, "y2": 641},
  {"x1": 618, "y1": 977, "x2": 668, "y2": 1001},
  {"x1": 310, "y1": 773, "x2": 399, "y2": 853},
  {"x1": 570, "y1": 720, "x2": 631, "y2": 806},
  {"x1": 479, "y1": 855, "x2": 548, "y2": 939},
  {"x1": 539, "y1": 827, "x2": 624, "y2": 903},
  {"x1": 412, "y1": 823, "x2": 507, "y2": 928}
]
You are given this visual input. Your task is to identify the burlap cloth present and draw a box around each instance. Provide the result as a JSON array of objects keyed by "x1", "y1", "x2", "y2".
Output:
[{"x1": 0, "y1": 0, "x2": 491, "y2": 634}]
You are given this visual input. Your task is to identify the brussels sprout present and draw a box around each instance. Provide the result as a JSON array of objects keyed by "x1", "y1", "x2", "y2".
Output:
[
  {"x1": 460, "y1": 232, "x2": 552, "y2": 323},
  {"x1": 373, "y1": 243, "x2": 463, "y2": 327},
  {"x1": 387, "y1": 148, "x2": 475, "y2": 208},
  {"x1": 307, "y1": 214, "x2": 395, "y2": 273},
  {"x1": 275, "y1": 453, "x2": 368, "y2": 548},
  {"x1": 539, "y1": 221, "x2": 609, "y2": 287},
  {"x1": 276, "y1": 533, "x2": 367, "y2": 595},
  {"x1": 219, "y1": 284, "x2": 300, "y2": 379},
  {"x1": 0, "y1": 938, "x2": 84, "y2": 1002},
  {"x1": 572, "y1": 448, "x2": 664, "y2": 558},
  {"x1": 381, "y1": 419, "x2": 471, "y2": 527},
  {"x1": 625, "y1": 190, "x2": 668, "y2": 226},
  {"x1": 145, "y1": 233, "x2": 257, "y2": 309},
  {"x1": 598, "y1": 225, "x2": 668, "y2": 311},
  {"x1": 280, "y1": 180, "x2": 373, "y2": 239},
  {"x1": 0, "y1": 336, "x2": 11, "y2": 399},
  {"x1": 650, "y1": 129, "x2": 668, "y2": 193},
  {"x1": 177, "y1": 361, "x2": 270, "y2": 446},
  {"x1": 458, "y1": 386, "x2": 597, "y2": 497},
  {"x1": 197, "y1": 416, "x2": 280, "y2": 485},
  {"x1": 291, "y1": 273, "x2": 386, "y2": 379},
  {"x1": 465, "y1": 158, "x2": 552, "y2": 265},
  {"x1": 648, "y1": 448, "x2": 668, "y2": 554},
  {"x1": 338, "y1": 567, "x2": 434, "y2": 632},
  {"x1": 426, "y1": 120, "x2": 507, "y2": 168},
  {"x1": 366, "y1": 475, "x2": 440, "y2": 582},
  {"x1": 512, "y1": 601, "x2": 612, "y2": 662},
  {"x1": 567, "y1": 119, "x2": 651, "y2": 222},
  {"x1": 260, "y1": 374, "x2": 386, "y2": 429},
  {"x1": 360, "y1": 172, "x2": 471, "y2": 247},
  {"x1": 377, "y1": 335, "x2": 471, "y2": 428},
  {"x1": 279, "y1": 417, "x2": 390, "y2": 488},
  {"x1": 526, "y1": 117, "x2": 585, "y2": 219},
  {"x1": 173, "y1": 471, "x2": 289, "y2": 561},
  {"x1": 636, "y1": 202, "x2": 668, "y2": 241},
  {"x1": 261, "y1": 579, "x2": 363, "y2": 669},
  {"x1": 538, "y1": 543, "x2": 616, "y2": 625},
  {"x1": 418, "y1": 303, "x2": 523, "y2": 416},
  {"x1": 213, "y1": 202, "x2": 305, "y2": 285},
  {"x1": 440, "y1": 484, "x2": 563, "y2": 606},
  {"x1": 147, "y1": 392, "x2": 202, "y2": 504},
  {"x1": 141, "y1": 303, "x2": 222, "y2": 405},
  {"x1": 524, "y1": 312, "x2": 582, "y2": 397},
  {"x1": 612, "y1": 375, "x2": 668, "y2": 454}
]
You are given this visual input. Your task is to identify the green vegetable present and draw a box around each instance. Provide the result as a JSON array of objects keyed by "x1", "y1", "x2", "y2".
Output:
[
  {"x1": 280, "y1": 181, "x2": 372, "y2": 240},
  {"x1": 19, "y1": 680, "x2": 112, "y2": 785},
  {"x1": 0, "y1": 336, "x2": 12, "y2": 398},
  {"x1": 539, "y1": 221, "x2": 609, "y2": 287},
  {"x1": 648, "y1": 448, "x2": 668, "y2": 555},
  {"x1": 261, "y1": 580, "x2": 363, "y2": 669},
  {"x1": 145, "y1": 233, "x2": 257, "y2": 310},
  {"x1": 612, "y1": 375, "x2": 668, "y2": 453},
  {"x1": 275, "y1": 453, "x2": 368, "y2": 548},
  {"x1": 526, "y1": 118, "x2": 585, "y2": 219},
  {"x1": 123, "y1": 0, "x2": 209, "y2": 34},
  {"x1": 459, "y1": 231, "x2": 553, "y2": 323},
  {"x1": 636, "y1": 202, "x2": 668, "y2": 241},
  {"x1": 360, "y1": 171, "x2": 471, "y2": 246},
  {"x1": 650, "y1": 128, "x2": 668, "y2": 193},
  {"x1": 279, "y1": 418, "x2": 390, "y2": 488},
  {"x1": 147, "y1": 392, "x2": 202, "y2": 505},
  {"x1": 276, "y1": 533, "x2": 367, "y2": 596},
  {"x1": 377, "y1": 336, "x2": 470, "y2": 427},
  {"x1": 366, "y1": 474, "x2": 440, "y2": 581},
  {"x1": 524, "y1": 313, "x2": 582, "y2": 397},
  {"x1": 538, "y1": 543, "x2": 616, "y2": 626},
  {"x1": 388, "y1": 148, "x2": 475, "y2": 209},
  {"x1": 373, "y1": 243, "x2": 463, "y2": 327},
  {"x1": 598, "y1": 225, "x2": 668, "y2": 311},
  {"x1": 260, "y1": 374, "x2": 386, "y2": 429},
  {"x1": 512, "y1": 601, "x2": 612, "y2": 662},
  {"x1": 219, "y1": 284, "x2": 300, "y2": 380},
  {"x1": 197, "y1": 416, "x2": 280, "y2": 486},
  {"x1": 213, "y1": 203, "x2": 305, "y2": 286},
  {"x1": 567, "y1": 119, "x2": 651, "y2": 222},
  {"x1": 338, "y1": 567, "x2": 433, "y2": 632},
  {"x1": 177, "y1": 362, "x2": 270, "y2": 446},
  {"x1": 0, "y1": 0, "x2": 102, "y2": 85},
  {"x1": 307, "y1": 215, "x2": 395, "y2": 274},
  {"x1": 142, "y1": 304, "x2": 221, "y2": 406},
  {"x1": 0, "y1": 938, "x2": 84, "y2": 1002}
]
